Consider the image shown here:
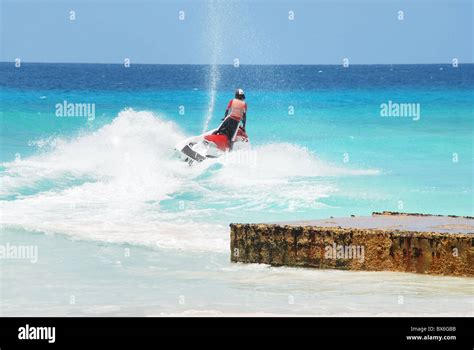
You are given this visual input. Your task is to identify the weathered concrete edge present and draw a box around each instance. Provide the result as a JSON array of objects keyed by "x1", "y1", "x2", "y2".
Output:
[
  {"x1": 372, "y1": 211, "x2": 474, "y2": 219},
  {"x1": 231, "y1": 223, "x2": 474, "y2": 238},
  {"x1": 229, "y1": 223, "x2": 474, "y2": 277}
]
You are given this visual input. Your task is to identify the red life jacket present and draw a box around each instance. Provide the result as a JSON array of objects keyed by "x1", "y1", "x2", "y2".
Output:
[{"x1": 228, "y1": 99, "x2": 247, "y2": 122}]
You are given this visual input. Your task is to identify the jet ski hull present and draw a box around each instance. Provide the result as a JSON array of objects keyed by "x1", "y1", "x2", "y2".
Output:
[{"x1": 175, "y1": 126, "x2": 249, "y2": 165}]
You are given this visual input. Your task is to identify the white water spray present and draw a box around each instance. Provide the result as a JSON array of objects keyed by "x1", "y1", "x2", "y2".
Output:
[
  {"x1": 0, "y1": 109, "x2": 379, "y2": 252},
  {"x1": 203, "y1": 65, "x2": 219, "y2": 133},
  {"x1": 202, "y1": 1, "x2": 223, "y2": 133}
]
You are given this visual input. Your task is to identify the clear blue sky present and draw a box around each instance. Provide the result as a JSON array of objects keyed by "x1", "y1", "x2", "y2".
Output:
[{"x1": 1, "y1": 0, "x2": 472, "y2": 64}]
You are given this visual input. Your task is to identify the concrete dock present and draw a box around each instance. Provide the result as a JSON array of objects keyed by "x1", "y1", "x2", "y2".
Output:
[{"x1": 230, "y1": 212, "x2": 474, "y2": 276}]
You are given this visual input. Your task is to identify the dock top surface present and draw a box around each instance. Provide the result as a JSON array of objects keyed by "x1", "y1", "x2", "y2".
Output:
[{"x1": 276, "y1": 214, "x2": 474, "y2": 234}]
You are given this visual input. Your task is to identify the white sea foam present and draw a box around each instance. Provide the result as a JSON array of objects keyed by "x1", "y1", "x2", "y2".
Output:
[{"x1": 0, "y1": 109, "x2": 378, "y2": 252}]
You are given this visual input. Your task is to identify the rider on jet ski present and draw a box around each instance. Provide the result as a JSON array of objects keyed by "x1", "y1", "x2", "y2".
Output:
[{"x1": 214, "y1": 89, "x2": 247, "y2": 149}]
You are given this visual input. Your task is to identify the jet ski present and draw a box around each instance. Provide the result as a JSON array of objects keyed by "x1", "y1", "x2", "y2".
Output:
[{"x1": 175, "y1": 124, "x2": 249, "y2": 165}]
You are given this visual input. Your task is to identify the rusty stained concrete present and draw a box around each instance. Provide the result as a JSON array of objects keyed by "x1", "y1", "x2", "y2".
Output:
[{"x1": 230, "y1": 213, "x2": 474, "y2": 277}]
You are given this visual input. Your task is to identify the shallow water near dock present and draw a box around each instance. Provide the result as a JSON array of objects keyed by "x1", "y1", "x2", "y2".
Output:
[{"x1": 1, "y1": 228, "x2": 472, "y2": 316}]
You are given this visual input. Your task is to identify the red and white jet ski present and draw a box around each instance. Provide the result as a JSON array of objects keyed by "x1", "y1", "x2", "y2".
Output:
[{"x1": 175, "y1": 124, "x2": 249, "y2": 165}]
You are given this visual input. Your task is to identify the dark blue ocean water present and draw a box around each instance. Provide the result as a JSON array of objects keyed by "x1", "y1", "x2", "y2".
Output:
[{"x1": 2, "y1": 63, "x2": 473, "y2": 91}]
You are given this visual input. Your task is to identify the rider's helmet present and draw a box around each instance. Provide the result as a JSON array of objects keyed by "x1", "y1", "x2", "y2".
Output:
[{"x1": 235, "y1": 89, "x2": 245, "y2": 100}]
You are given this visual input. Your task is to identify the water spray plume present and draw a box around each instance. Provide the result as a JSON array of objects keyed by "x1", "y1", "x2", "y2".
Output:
[{"x1": 202, "y1": 1, "x2": 222, "y2": 133}]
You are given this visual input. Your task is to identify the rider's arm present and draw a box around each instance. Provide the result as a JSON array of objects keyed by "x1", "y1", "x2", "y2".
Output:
[
  {"x1": 242, "y1": 103, "x2": 247, "y2": 129},
  {"x1": 223, "y1": 100, "x2": 232, "y2": 119}
]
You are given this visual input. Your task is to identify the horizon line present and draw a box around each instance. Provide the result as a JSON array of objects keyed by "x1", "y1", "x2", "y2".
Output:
[{"x1": 1, "y1": 61, "x2": 473, "y2": 66}]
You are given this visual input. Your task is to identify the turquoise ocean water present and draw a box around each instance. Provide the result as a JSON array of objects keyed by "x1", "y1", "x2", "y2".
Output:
[{"x1": 0, "y1": 63, "x2": 472, "y2": 316}]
